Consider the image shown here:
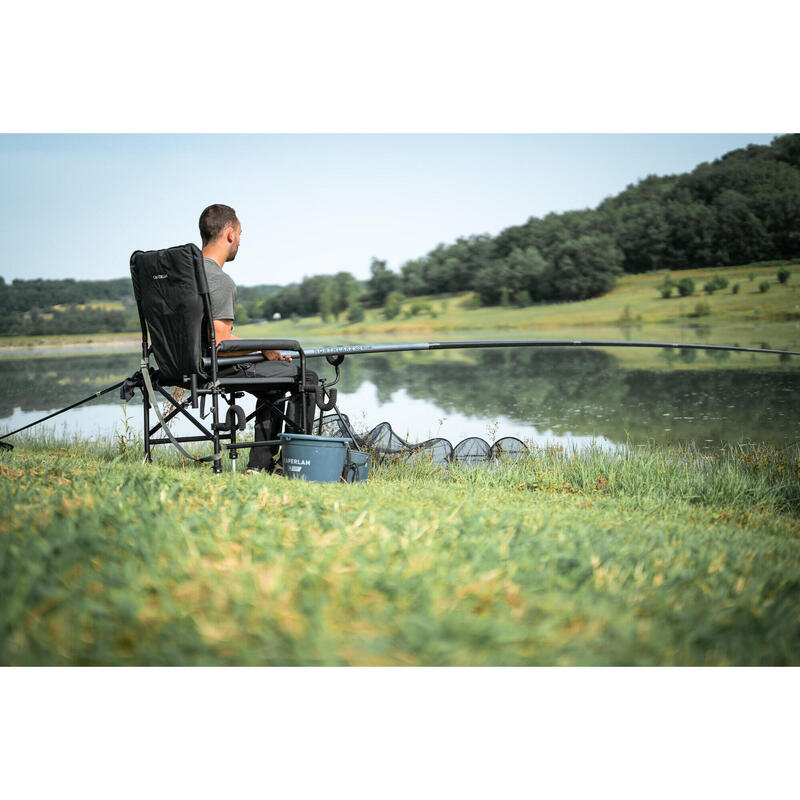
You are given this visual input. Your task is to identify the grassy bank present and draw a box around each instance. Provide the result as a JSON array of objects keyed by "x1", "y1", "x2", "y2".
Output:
[{"x1": 2, "y1": 437, "x2": 799, "y2": 665}]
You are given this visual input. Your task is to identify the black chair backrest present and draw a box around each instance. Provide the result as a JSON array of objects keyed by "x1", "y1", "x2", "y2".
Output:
[{"x1": 130, "y1": 243, "x2": 210, "y2": 385}]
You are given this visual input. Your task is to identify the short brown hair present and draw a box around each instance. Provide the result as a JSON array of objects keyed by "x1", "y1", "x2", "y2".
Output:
[{"x1": 199, "y1": 204, "x2": 239, "y2": 246}]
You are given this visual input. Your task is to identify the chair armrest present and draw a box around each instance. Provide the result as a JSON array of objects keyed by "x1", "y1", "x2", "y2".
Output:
[{"x1": 216, "y1": 339, "x2": 302, "y2": 354}]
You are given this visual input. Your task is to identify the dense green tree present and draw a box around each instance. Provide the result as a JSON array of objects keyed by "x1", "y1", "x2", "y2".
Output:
[
  {"x1": 331, "y1": 271, "x2": 363, "y2": 318},
  {"x1": 548, "y1": 235, "x2": 622, "y2": 300},
  {"x1": 753, "y1": 189, "x2": 800, "y2": 256},
  {"x1": 260, "y1": 271, "x2": 362, "y2": 321},
  {"x1": 317, "y1": 284, "x2": 334, "y2": 322},
  {"x1": 399, "y1": 258, "x2": 428, "y2": 296},
  {"x1": 364, "y1": 258, "x2": 397, "y2": 306},
  {"x1": 711, "y1": 189, "x2": 770, "y2": 264},
  {"x1": 261, "y1": 285, "x2": 302, "y2": 319},
  {"x1": 662, "y1": 201, "x2": 717, "y2": 268},
  {"x1": 472, "y1": 262, "x2": 513, "y2": 306},
  {"x1": 505, "y1": 246, "x2": 549, "y2": 300},
  {"x1": 492, "y1": 218, "x2": 538, "y2": 259},
  {"x1": 771, "y1": 133, "x2": 800, "y2": 167},
  {"x1": 615, "y1": 201, "x2": 670, "y2": 272}
]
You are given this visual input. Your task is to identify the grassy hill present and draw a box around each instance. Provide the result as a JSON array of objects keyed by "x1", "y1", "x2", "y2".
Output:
[
  {"x1": 2, "y1": 261, "x2": 798, "y2": 362},
  {"x1": 251, "y1": 262, "x2": 798, "y2": 334},
  {"x1": 239, "y1": 261, "x2": 800, "y2": 363}
]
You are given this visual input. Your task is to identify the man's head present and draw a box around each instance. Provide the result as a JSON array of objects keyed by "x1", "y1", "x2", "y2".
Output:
[{"x1": 199, "y1": 204, "x2": 242, "y2": 262}]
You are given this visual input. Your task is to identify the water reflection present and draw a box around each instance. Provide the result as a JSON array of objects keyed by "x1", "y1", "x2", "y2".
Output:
[
  {"x1": 1, "y1": 348, "x2": 798, "y2": 449},
  {"x1": 333, "y1": 348, "x2": 800, "y2": 447}
]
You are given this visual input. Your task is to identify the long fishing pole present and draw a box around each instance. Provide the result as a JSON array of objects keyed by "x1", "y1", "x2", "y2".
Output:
[
  {"x1": 0, "y1": 380, "x2": 126, "y2": 451},
  {"x1": 211, "y1": 339, "x2": 800, "y2": 368}
]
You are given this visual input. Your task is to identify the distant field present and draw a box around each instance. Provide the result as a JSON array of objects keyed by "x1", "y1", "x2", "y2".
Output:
[
  {"x1": 247, "y1": 261, "x2": 800, "y2": 337},
  {"x1": 51, "y1": 301, "x2": 126, "y2": 312},
  {"x1": 2, "y1": 437, "x2": 798, "y2": 665},
  {"x1": 2, "y1": 262, "x2": 799, "y2": 361},
  {"x1": 0, "y1": 330, "x2": 140, "y2": 353},
  {"x1": 241, "y1": 262, "x2": 800, "y2": 366}
]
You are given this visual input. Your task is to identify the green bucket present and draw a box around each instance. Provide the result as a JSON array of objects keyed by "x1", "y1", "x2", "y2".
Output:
[
  {"x1": 278, "y1": 433, "x2": 352, "y2": 482},
  {"x1": 343, "y1": 448, "x2": 371, "y2": 483}
]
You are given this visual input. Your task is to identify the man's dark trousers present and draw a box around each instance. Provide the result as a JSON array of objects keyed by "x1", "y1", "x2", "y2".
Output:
[{"x1": 220, "y1": 360, "x2": 319, "y2": 471}]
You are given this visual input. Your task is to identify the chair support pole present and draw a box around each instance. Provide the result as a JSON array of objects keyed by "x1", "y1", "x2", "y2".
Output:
[
  {"x1": 228, "y1": 391, "x2": 238, "y2": 471},
  {"x1": 150, "y1": 387, "x2": 215, "y2": 439}
]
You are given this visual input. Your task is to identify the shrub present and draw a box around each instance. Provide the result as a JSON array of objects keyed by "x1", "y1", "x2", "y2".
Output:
[
  {"x1": 383, "y1": 291, "x2": 404, "y2": 320},
  {"x1": 749, "y1": 271, "x2": 756, "y2": 282},
  {"x1": 732, "y1": 283, "x2": 740, "y2": 294},
  {"x1": 692, "y1": 300, "x2": 711, "y2": 317},
  {"x1": 499, "y1": 287, "x2": 511, "y2": 307},
  {"x1": 704, "y1": 275, "x2": 729, "y2": 294},
  {"x1": 759, "y1": 281, "x2": 770, "y2": 294},
  {"x1": 405, "y1": 301, "x2": 437, "y2": 318},
  {"x1": 514, "y1": 289, "x2": 532, "y2": 307},
  {"x1": 777, "y1": 267, "x2": 791, "y2": 284},
  {"x1": 347, "y1": 302, "x2": 365, "y2": 323},
  {"x1": 658, "y1": 277, "x2": 675, "y2": 299},
  {"x1": 677, "y1": 277, "x2": 695, "y2": 297}
]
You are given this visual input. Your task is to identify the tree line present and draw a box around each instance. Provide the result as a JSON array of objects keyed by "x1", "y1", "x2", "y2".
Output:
[
  {"x1": 263, "y1": 134, "x2": 800, "y2": 318},
  {"x1": 0, "y1": 277, "x2": 135, "y2": 336},
  {"x1": 3, "y1": 134, "x2": 799, "y2": 333},
  {"x1": 0, "y1": 275, "x2": 280, "y2": 335},
  {"x1": 0, "y1": 277, "x2": 133, "y2": 313}
]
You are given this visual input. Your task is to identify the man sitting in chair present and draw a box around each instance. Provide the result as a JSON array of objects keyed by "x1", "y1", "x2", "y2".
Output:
[{"x1": 200, "y1": 203, "x2": 318, "y2": 474}]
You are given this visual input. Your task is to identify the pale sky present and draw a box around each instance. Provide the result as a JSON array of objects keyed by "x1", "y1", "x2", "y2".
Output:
[{"x1": 0, "y1": 134, "x2": 780, "y2": 287}]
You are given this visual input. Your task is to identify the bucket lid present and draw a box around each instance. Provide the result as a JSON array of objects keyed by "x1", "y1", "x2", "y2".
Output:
[{"x1": 279, "y1": 432, "x2": 353, "y2": 444}]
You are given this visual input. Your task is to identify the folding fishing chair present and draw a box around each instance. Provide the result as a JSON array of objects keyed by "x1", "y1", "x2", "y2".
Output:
[{"x1": 128, "y1": 242, "x2": 323, "y2": 473}]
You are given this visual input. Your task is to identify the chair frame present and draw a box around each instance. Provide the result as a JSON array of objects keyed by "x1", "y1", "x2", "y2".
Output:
[{"x1": 132, "y1": 245, "x2": 312, "y2": 474}]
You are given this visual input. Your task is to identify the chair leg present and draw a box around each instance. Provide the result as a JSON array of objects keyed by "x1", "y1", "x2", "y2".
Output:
[
  {"x1": 211, "y1": 386, "x2": 223, "y2": 474},
  {"x1": 228, "y1": 392, "x2": 238, "y2": 472},
  {"x1": 142, "y1": 389, "x2": 152, "y2": 463}
]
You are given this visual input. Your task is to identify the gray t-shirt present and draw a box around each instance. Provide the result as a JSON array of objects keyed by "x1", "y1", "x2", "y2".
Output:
[{"x1": 203, "y1": 256, "x2": 237, "y2": 321}]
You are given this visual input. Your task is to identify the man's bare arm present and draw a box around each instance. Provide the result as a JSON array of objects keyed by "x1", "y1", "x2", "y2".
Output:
[{"x1": 213, "y1": 319, "x2": 291, "y2": 361}]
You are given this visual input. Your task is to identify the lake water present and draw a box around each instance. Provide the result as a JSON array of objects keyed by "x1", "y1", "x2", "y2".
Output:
[{"x1": 2, "y1": 347, "x2": 799, "y2": 451}]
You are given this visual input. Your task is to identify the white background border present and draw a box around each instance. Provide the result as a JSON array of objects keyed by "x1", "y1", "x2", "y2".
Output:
[{"x1": 1, "y1": 1, "x2": 797, "y2": 796}]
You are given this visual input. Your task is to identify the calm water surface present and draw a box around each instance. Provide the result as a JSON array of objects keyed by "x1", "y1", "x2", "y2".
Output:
[{"x1": 2, "y1": 348, "x2": 799, "y2": 451}]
